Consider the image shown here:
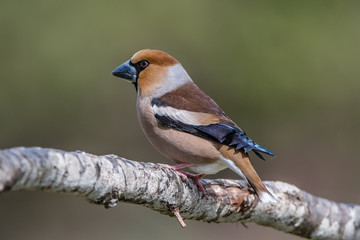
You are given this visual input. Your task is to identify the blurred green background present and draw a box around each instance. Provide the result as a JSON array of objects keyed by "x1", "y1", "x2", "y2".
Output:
[{"x1": 1, "y1": 1, "x2": 360, "y2": 239}]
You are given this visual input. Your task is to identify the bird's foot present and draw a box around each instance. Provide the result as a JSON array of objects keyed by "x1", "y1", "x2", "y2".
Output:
[
  {"x1": 178, "y1": 172, "x2": 206, "y2": 193},
  {"x1": 158, "y1": 163, "x2": 192, "y2": 182},
  {"x1": 158, "y1": 163, "x2": 206, "y2": 193}
]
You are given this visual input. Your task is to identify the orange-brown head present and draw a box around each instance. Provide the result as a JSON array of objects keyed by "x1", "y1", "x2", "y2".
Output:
[{"x1": 112, "y1": 49, "x2": 191, "y2": 97}]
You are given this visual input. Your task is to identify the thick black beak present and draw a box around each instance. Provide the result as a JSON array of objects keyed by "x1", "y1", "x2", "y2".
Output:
[{"x1": 111, "y1": 60, "x2": 137, "y2": 83}]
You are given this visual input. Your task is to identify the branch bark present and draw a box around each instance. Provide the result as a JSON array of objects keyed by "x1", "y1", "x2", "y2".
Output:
[{"x1": 0, "y1": 147, "x2": 359, "y2": 239}]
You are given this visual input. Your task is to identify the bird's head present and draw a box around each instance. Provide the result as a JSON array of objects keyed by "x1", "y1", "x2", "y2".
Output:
[{"x1": 112, "y1": 49, "x2": 192, "y2": 97}]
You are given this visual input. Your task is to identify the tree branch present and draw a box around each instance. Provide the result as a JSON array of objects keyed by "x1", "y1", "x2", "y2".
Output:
[{"x1": 0, "y1": 147, "x2": 359, "y2": 239}]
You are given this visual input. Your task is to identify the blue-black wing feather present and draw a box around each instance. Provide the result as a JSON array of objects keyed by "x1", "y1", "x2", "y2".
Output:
[{"x1": 154, "y1": 113, "x2": 275, "y2": 160}]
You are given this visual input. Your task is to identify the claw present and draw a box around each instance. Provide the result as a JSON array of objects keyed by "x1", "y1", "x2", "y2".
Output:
[
  {"x1": 158, "y1": 163, "x2": 206, "y2": 193},
  {"x1": 180, "y1": 172, "x2": 206, "y2": 193}
]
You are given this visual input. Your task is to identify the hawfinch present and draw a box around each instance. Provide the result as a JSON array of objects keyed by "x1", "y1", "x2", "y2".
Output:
[{"x1": 112, "y1": 49, "x2": 275, "y2": 202}]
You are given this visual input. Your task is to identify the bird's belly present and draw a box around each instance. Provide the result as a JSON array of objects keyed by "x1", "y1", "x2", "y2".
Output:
[{"x1": 148, "y1": 125, "x2": 221, "y2": 164}]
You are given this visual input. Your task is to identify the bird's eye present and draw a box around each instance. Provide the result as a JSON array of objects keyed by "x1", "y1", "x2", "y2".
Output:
[{"x1": 139, "y1": 60, "x2": 149, "y2": 69}]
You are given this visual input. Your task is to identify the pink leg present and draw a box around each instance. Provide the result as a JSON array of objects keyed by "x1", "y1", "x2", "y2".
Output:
[
  {"x1": 159, "y1": 163, "x2": 193, "y2": 182},
  {"x1": 159, "y1": 163, "x2": 206, "y2": 193},
  {"x1": 180, "y1": 172, "x2": 206, "y2": 193}
]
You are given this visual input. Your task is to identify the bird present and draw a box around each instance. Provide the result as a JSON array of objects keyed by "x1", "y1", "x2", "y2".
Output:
[{"x1": 112, "y1": 49, "x2": 275, "y2": 203}]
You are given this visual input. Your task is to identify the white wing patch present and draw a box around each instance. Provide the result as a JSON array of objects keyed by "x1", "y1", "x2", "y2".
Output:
[{"x1": 152, "y1": 105, "x2": 218, "y2": 126}]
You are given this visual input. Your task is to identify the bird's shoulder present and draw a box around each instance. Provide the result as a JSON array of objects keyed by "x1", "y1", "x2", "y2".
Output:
[{"x1": 153, "y1": 82, "x2": 237, "y2": 127}]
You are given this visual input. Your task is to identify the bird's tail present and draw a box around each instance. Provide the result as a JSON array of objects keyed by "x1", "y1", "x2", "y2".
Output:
[
  {"x1": 219, "y1": 146, "x2": 276, "y2": 203},
  {"x1": 246, "y1": 176, "x2": 275, "y2": 203}
]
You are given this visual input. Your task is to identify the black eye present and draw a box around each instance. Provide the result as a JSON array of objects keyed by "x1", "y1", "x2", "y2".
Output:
[{"x1": 139, "y1": 60, "x2": 149, "y2": 69}]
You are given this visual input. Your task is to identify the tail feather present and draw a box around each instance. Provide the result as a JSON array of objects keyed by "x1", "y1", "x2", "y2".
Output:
[
  {"x1": 219, "y1": 145, "x2": 276, "y2": 203},
  {"x1": 247, "y1": 177, "x2": 276, "y2": 203}
]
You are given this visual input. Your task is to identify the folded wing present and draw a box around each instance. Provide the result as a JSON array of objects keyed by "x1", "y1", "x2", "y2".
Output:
[{"x1": 151, "y1": 97, "x2": 274, "y2": 160}]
